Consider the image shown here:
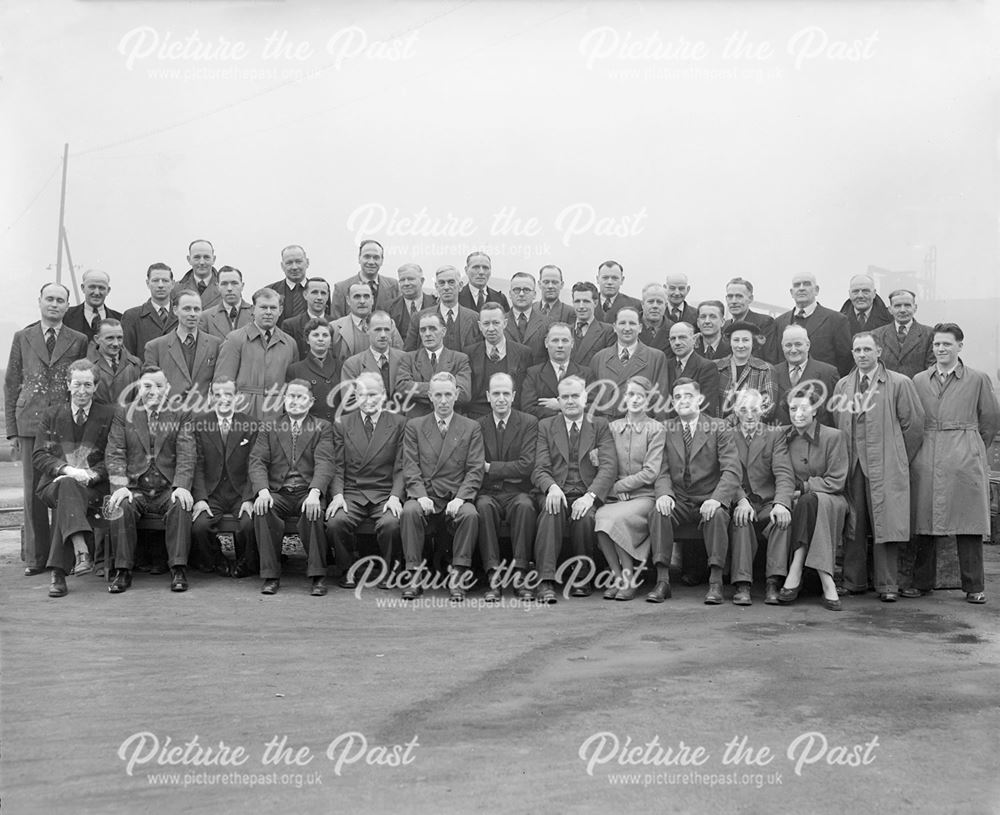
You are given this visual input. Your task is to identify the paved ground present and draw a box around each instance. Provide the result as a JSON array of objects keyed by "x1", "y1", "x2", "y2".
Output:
[{"x1": 2, "y1": 530, "x2": 999, "y2": 814}]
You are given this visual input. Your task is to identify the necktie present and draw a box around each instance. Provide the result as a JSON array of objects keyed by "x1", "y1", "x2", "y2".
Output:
[
  {"x1": 438, "y1": 418, "x2": 448, "y2": 438},
  {"x1": 476, "y1": 289, "x2": 485, "y2": 310},
  {"x1": 291, "y1": 421, "x2": 301, "y2": 460},
  {"x1": 184, "y1": 333, "x2": 195, "y2": 348},
  {"x1": 111, "y1": 356, "x2": 119, "y2": 374},
  {"x1": 517, "y1": 312, "x2": 527, "y2": 336},
  {"x1": 540, "y1": 303, "x2": 550, "y2": 315},
  {"x1": 378, "y1": 354, "x2": 390, "y2": 393},
  {"x1": 497, "y1": 418, "x2": 506, "y2": 449},
  {"x1": 620, "y1": 347, "x2": 630, "y2": 364},
  {"x1": 368, "y1": 280, "x2": 378, "y2": 302},
  {"x1": 789, "y1": 364, "x2": 802, "y2": 385},
  {"x1": 575, "y1": 322, "x2": 586, "y2": 339},
  {"x1": 603, "y1": 299, "x2": 612, "y2": 313},
  {"x1": 672, "y1": 308, "x2": 682, "y2": 322},
  {"x1": 682, "y1": 422, "x2": 693, "y2": 490},
  {"x1": 410, "y1": 301, "x2": 417, "y2": 315},
  {"x1": 360, "y1": 319, "x2": 368, "y2": 334},
  {"x1": 446, "y1": 310, "x2": 455, "y2": 333},
  {"x1": 264, "y1": 329, "x2": 272, "y2": 345},
  {"x1": 489, "y1": 346, "x2": 500, "y2": 363},
  {"x1": 897, "y1": 324, "x2": 907, "y2": 344},
  {"x1": 75, "y1": 409, "x2": 86, "y2": 427},
  {"x1": 197, "y1": 280, "x2": 207, "y2": 295},
  {"x1": 363, "y1": 415, "x2": 374, "y2": 440},
  {"x1": 859, "y1": 374, "x2": 870, "y2": 393},
  {"x1": 795, "y1": 309, "x2": 807, "y2": 322},
  {"x1": 568, "y1": 422, "x2": 580, "y2": 458},
  {"x1": 229, "y1": 307, "x2": 239, "y2": 329},
  {"x1": 148, "y1": 409, "x2": 159, "y2": 447},
  {"x1": 158, "y1": 307, "x2": 168, "y2": 323},
  {"x1": 429, "y1": 351, "x2": 437, "y2": 370},
  {"x1": 45, "y1": 328, "x2": 56, "y2": 354},
  {"x1": 556, "y1": 364, "x2": 565, "y2": 380},
  {"x1": 90, "y1": 311, "x2": 102, "y2": 333}
]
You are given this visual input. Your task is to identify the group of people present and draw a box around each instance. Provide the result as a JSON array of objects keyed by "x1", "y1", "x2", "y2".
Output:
[{"x1": 6, "y1": 239, "x2": 999, "y2": 607}]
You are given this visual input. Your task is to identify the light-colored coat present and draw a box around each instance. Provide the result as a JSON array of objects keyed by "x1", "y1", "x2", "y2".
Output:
[{"x1": 216, "y1": 323, "x2": 299, "y2": 420}]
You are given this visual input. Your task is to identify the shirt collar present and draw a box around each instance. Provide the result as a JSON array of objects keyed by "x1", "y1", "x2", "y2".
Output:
[
  {"x1": 675, "y1": 351, "x2": 693, "y2": 368},
  {"x1": 488, "y1": 338, "x2": 507, "y2": 357},
  {"x1": 513, "y1": 306, "x2": 533, "y2": 320},
  {"x1": 350, "y1": 314, "x2": 368, "y2": 330},
  {"x1": 740, "y1": 423, "x2": 761, "y2": 441},
  {"x1": 369, "y1": 347, "x2": 389, "y2": 362},
  {"x1": 435, "y1": 412, "x2": 453, "y2": 430},
  {"x1": 936, "y1": 360, "x2": 963, "y2": 379},
  {"x1": 176, "y1": 328, "x2": 197, "y2": 342},
  {"x1": 795, "y1": 302, "x2": 819, "y2": 318},
  {"x1": 493, "y1": 411, "x2": 511, "y2": 428},
  {"x1": 364, "y1": 409, "x2": 382, "y2": 426},
  {"x1": 564, "y1": 416, "x2": 582, "y2": 434},
  {"x1": 617, "y1": 341, "x2": 638, "y2": 355},
  {"x1": 438, "y1": 304, "x2": 457, "y2": 318},
  {"x1": 787, "y1": 421, "x2": 819, "y2": 444}
]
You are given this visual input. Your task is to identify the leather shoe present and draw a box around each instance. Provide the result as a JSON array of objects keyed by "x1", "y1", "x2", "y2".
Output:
[
  {"x1": 261, "y1": 578, "x2": 280, "y2": 595},
  {"x1": 646, "y1": 581, "x2": 671, "y2": 603},
  {"x1": 822, "y1": 597, "x2": 843, "y2": 611},
  {"x1": 336, "y1": 575, "x2": 357, "y2": 590},
  {"x1": 49, "y1": 569, "x2": 68, "y2": 597},
  {"x1": 880, "y1": 592, "x2": 899, "y2": 603},
  {"x1": 401, "y1": 585, "x2": 423, "y2": 601},
  {"x1": 777, "y1": 584, "x2": 801, "y2": 604},
  {"x1": 170, "y1": 567, "x2": 188, "y2": 592},
  {"x1": 311, "y1": 577, "x2": 327, "y2": 597},
  {"x1": 449, "y1": 586, "x2": 466, "y2": 602},
  {"x1": 484, "y1": 586, "x2": 502, "y2": 603},
  {"x1": 569, "y1": 583, "x2": 592, "y2": 598},
  {"x1": 966, "y1": 592, "x2": 987, "y2": 604},
  {"x1": 615, "y1": 586, "x2": 638, "y2": 601},
  {"x1": 603, "y1": 585, "x2": 620, "y2": 600},
  {"x1": 704, "y1": 582, "x2": 724, "y2": 605},
  {"x1": 23, "y1": 567, "x2": 44, "y2": 576},
  {"x1": 732, "y1": 584, "x2": 752, "y2": 606},
  {"x1": 537, "y1": 582, "x2": 558, "y2": 604},
  {"x1": 73, "y1": 552, "x2": 93, "y2": 576},
  {"x1": 108, "y1": 569, "x2": 131, "y2": 594},
  {"x1": 515, "y1": 586, "x2": 535, "y2": 601},
  {"x1": 899, "y1": 587, "x2": 929, "y2": 599},
  {"x1": 764, "y1": 579, "x2": 780, "y2": 605}
]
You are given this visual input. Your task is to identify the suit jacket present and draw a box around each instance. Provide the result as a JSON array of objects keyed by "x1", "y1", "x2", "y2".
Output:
[
  {"x1": 331, "y1": 273, "x2": 400, "y2": 320},
  {"x1": 477, "y1": 409, "x2": 539, "y2": 494},
  {"x1": 199, "y1": 301, "x2": 253, "y2": 341},
  {"x1": 458, "y1": 284, "x2": 510, "y2": 314},
  {"x1": 655, "y1": 415, "x2": 741, "y2": 504},
  {"x1": 726, "y1": 422, "x2": 795, "y2": 508},
  {"x1": 32, "y1": 402, "x2": 116, "y2": 492},
  {"x1": 286, "y1": 354, "x2": 343, "y2": 425},
  {"x1": 462, "y1": 340, "x2": 532, "y2": 418},
  {"x1": 520, "y1": 360, "x2": 593, "y2": 420},
  {"x1": 665, "y1": 302, "x2": 699, "y2": 327},
  {"x1": 693, "y1": 335, "x2": 731, "y2": 361},
  {"x1": 839, "y1": 294, "x2": 893, "y2": 337},
  {"x1": 388, "y1": 293, "x2": 437, "y2": 338},
  {"x1": 666, "y1": 352, "x2": 722, "y2": 417},
  {"x1": 63, "y1": 304, "x2": 124, "y2": 342},
  {"x1": 595, "y1": 292, "x2": 643, "y2": 324},
  {"x1": 144, "y1": 331, "x2": 222, "y2": 401},
  {"x1": 5, "y1": 323, "x2": 89, "y2": 438},
  {"x1": 505, "y1": 307, "x2": 550, "y2": 364},
  {"x1": 590, "y1": 342, "x2": 669, "y2": 418},
  {"x1": 121, "y1": 300, "x2": 178, "y2": 358},
  {"x1": 330, "y1": 315, "x2": 403, "y2": 360},
  {"x1": 401, "y1": 413, "x2": 484, "y2": 502},
  {"x1": 268, "y1": 278, "x2": 309, "y2": 327},
  {"x1": 248, "y1": 413, "x2": 335, "y2": 495},
  {"x1": 87, "y1": 346, "x2": 141, "y2": 406},
  {"x1": 532, "y1": 415, "x2": 617, "y2": 501},
  {"x1": 537, "y1": 300, "x2": 576, "y2": 324},
  {"x1": 177, "y1": 268, "x2": 222, "y2": 309},
  {"x1": 281, "y1": 310, "x2": 330, "y2": 358},
  {"x1": 341, "y1": 347, "x2": 407, "y2": 401},
  {"x1": 395, "y1": 347, "x2": 472, "y2": 416},
  {"x1": 105, "y1": 406, "x2": 196, "y2": 490},
  {"x1": 569, "y1": 319, "x2": 616, "y2": 367},
  {"x1": 190, "y1": 412, "x2": 258, "y2": 504},
  {"x1": 332, "y1": 411, "x2": 406, "y2": 504},
  {"x1": 725, "y1": 309, "x2": 777, "y2": 362},
  {"x1": 771, "y1": 304, "x2": 853, "y2": 376},
  {"x1": 638, "y1": 321, "x2": 672, "y2": 354},
  {"x1": 403, "y1": 304, "x2": 481, "y2": 352},
  {"x1": 773, "y1": 357, "x2": 840, "y2": 426},
  {"x1": 870, "y1": 320, "x2": 935, "y2": 379}
]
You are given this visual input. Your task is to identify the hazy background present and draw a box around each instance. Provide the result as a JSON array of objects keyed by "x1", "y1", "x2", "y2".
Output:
[{"x1": 3, "y1": 0, "x2": 998, "y2": 376}]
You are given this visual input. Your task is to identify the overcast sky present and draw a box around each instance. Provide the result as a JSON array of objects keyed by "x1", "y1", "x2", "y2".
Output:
[{"x1": 3, "y1": 0, "x2": 998, "y2": 370}]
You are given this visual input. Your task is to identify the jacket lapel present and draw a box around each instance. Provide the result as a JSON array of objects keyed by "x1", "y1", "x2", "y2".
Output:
[
  {"x1": 191, "y1": 335, "x2": 212, "y2": 375},
  {"x1": 27, "y1": 325, "x2": 49, "y2": 362},
  {"x1": 167, "y1": 335, "x2": 192, "y2": 385},
  {"x1": 554, "y1": 419, "x2": 570, "y2": 467},
  {"x1": 690, "y1": 417, "x2": 711, "y2": 457},
  {"x1": 578, "y1": 419, "x2": 595, "y2": 467},
  {"x1": 51, "y1": 327, "x2": 77, "y2": 363}
]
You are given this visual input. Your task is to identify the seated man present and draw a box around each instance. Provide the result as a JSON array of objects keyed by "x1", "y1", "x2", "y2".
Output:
[
  {"x1": 396, "y1": 311, "x2": 472, "y2": 417},
  {"x1": 104, "y1": 365, "x2": 196, "y2": 595},
  {"x1": 190, "y1": 377, "x2": 259, "y2": 578},
  {"x1": 326, "y1": 372, "x2": 407, "y2": 588},
  {"x1": 647, "y1": 378, "x2": 740, "y2": 604},
  {"x1": 399, "y1": 373, "x2": 484, "y2": 601},
  {"x1": 476, "y1": 373, "x2": 539, "y2": 602},
  {"x1": 520, "y1": 322, "x2": 592, "y2": 420},
  {"x1": 727, "y1": 389, "x2": 794, "y2": 606},
  {"x1": 531, "y1": 376, "x2": 616, "y2": 603},
  {"x1": 249, "y1": 379, "x2": 335, "y2": 596},
  {"x1": 34, "y1": 360, "x2": 115, "y2": 597}
]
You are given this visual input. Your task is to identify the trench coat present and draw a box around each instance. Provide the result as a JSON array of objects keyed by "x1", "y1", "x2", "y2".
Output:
[{"x1": 216, "y1": 323, "x2": 299, "y2": 420}]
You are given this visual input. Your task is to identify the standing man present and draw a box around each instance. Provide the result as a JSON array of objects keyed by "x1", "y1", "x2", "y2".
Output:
[
  {"x1": 770, "y1": 273, "x2": 853, "y2": 376},
  {"x1": 664, "y1": 273, "x2": 698, "y2": 327},
  {"x1": 773, "y1": 325, "x2": 840, "y2": 426},
  {"x1": 332, "y1": 239, "x2": 399, "y2": 319},
  {"x1": 458, "y1": 251, "x2": 510, "y2": 312},
  {"x1": 325, "y1": 372, "x2": 406, "y2": 588},
  {"x1": 568, "y1": 281, "x2": 615, "y2": 367},
  {"x1": 724, "y1": 277, "x2": 775, "y2": 361},
  {"x1": 399, "y1": 372, "x2": 485, "y2": 601},
  {"x1": 839, "y1": 273, "x2": 892, "y2": 337},
  {"x1": 590, "y1": 307, "x2": 668, "y2": 419},
  {"x1": 281, "y1": 277, "x2": 332, "y2": 357},
  {"x1": 506, "y1": 272, "x2": 550, "y2": 364},
  {"x1": 285, "y1": 318, "x2": 342, "y2": 425},
  {"x1": 340, "y1": 311, "x2": 407, "y2": 404},
  {"x1": 537, "y1": 265, "x2": 576, "y2": 322},
  {"x1": 216, "y1": 287, "x2": 299, "y2": 421},
  {"x1": 832, "y1": 332, "x2": 924, "y2": 601},
  {"x1": 6, "y1": 283, "x2": 89, "y2": 575},
  {"x1": 330, "y1": 282, "x2": 403, "y2": 359},
  {"x1": 594, "y1": 260, "x2": 641, "y2": 324},
  {"x1": 104, "y1": 366, "x2": 195, "y2": 594},
  {"x1": 476, "y1": 373, "x2": 539, "y2": 601},
  {"x1": 249, "y1": 380, "x2": 335, "y2": 596},
  {"x1": 396, "y1": 312, "x2": 472, "y2": 417},
  {"x1": 388, "y1": 263, "x2": 436, "y2": 338},
  {"x1": 637, "y1": 282, "x2": 671, "y2": 353},
  {"x1": 906, "y1": 323, "x2": 1000, "y2": 604},
  {"x1": 693, "y1": 301, "x2": 731, "y2": 361},
  {"x1": 87, "y1": 318, "x2": 141, "y2": 406},
  {"x1": 268, "y1": 244, "x2": 311, "y2": 327},
  {"x1": 521, "y1": 322, "x2": 592, "y2": 420},
  {"x1": 177, "y1": 239, "x2": 221, "y2": 308},
  {"x1": 403, "y1": 265, "x2": 480, "y2": 352},
  {"x1": 199, "y1": 266, "x2": 253, "y2": 340},
  {"x1": 665, "y1": 321, "x2": 722, "y2": 417},
  {"x1": 121, "y1": 263, "x2": 176, "y2": 357},
  {"x1": 870, "y1": 289, "x2": 935, "y2": 379},
  {"x1": 63, "y1": 269, "x2": 122, "y2": 342},
  {"x1": 144, "y1": 288, "x2": 222, "y2": 405},
  {"x1": 463, "y1": 302, "x2": 532, "y2": 419}
]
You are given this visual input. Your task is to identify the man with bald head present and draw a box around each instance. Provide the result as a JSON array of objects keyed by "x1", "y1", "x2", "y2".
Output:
[
  {"x1": 269, "y1": 244, "x2": 311, "y2": 327},
  {"x1": 665, "y1": 321, "x2": 721, "y2": 417},
  {"x1": 839, "y1": 273, "x2": 891, "y2": 337},
  {"x1": 770, "y1": 273, "x2": 853, "y2": 376},
  {"x1": 64, "y1": 269, "x2": 123, "y2": 341},
  {"x1": 332, "y1": 239, "x2": 401, "y2": 319},
  {"x1": 773, "y1": 324, "x2": 840, "y2": 426},
  {"x1": 389, "y1": 263, "x2": 436, "y2": 337},
  {"x1": 594, "y1": 260, "x2": 641, "y2": 324},
  {"x1": 177, "y1": 239, "x2": 222, "y2": 309},
  {"x1": 664, "y1": 273, "x2": 698, "y2": 327}
]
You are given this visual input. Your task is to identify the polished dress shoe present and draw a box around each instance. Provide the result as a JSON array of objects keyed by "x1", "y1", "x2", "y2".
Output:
[
  {"x1": 515, "y1": 586, "x2": 535, "y2": 601},
  {"x1": 880, "y1": 592, "x2": 899, "y2": 603},
  {"x1": 966, "y1": 592, "x2": 987, "y2": 604},
  {"x1": 777, "y1": 584, "x2": 801, "y2": 604},
  {"x1": 732, "y1": 584, "x2": 752, "y2": 606},
  {"x1": 311, "y1": 577, "x2": 327, "y2": 597},
  {"x1": 170, "y1": 567, "x2": 188, "y2": 592},
  {"x1": 822, "y1": 597, "x2": 843, "y2": 611},
  {"x1": 603, "y1": 585, "x2": 620, "y2": 600},
  {"x1": 261, "y1": 578, "x2": 280, "y2": 595},
  {"x1": 537, "y1": 582, "x2": 558, "y2": 604},
  {"x1": 108, "y1": 569, "x2": 132, "y2": 594},
  {"x1": 484, "y1": 586, "x2": 502, "y2": 603},
  {"x1": 764, "y1": 579, "x2": 780, "y2": 605},
  {"x1": 401, "y1": 585, "x2": 423, "y2": 601},
  {"x1": 49, "y1": 569, "x2": 68, "y2": 598},
  {"x1": 23, "y1": 567, "x2": 44, "y2": 576},
  {"x1": 569, "y1": 583, "x2": 592, "y2": 598},
  {"x1": 899, "y1": 587, "x2": 930, "y2": 599},
  {"x1": 73, "y1": 552, "x2": 94, "y2": 576},
  {"x1": 449, "y1": 585, "x2": 466, "y2": 602},
  {"x1": 615, "y1": 586, "x2": 638, "y2": 601},
  {"x1": 646, "y1": 581, "x2": 671, "y2": 603},
  {"x1": 337, "y1": 575, "x2": 357, "y2": 590},
  {"x1": 704, "y1": 582, "x2": 724, "y2": 605}
]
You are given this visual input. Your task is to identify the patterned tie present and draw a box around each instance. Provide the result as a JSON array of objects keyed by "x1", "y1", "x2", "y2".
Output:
[
  {"x1": 197, "y1": 280, "x2": 207, "y2": 295},
  {"x1": 291, "y1": 420, "x2": 301, "y2": 461},
  {"x1": 111, "y1": 356, "x2": 119, "y2": 374},
  {"x1": 489, "y1": 346, "x2": 501, "y2": 363},
  {"x1": 229, "y1": 307, "x2": 239, "y2": 329},
  {"x1": 410, "y1": 301, "x2": 418, "y2": 316},
  {"x1": 575, "y1": 322, "x2": 586, "y2": 339},
  {"x1": 264, "y1": 329, "x2": 272, "y2": 345},
  {"x1": 158, "y1": 307, "x2": 168, "y2": 323},
  {"x1": 438, "y1": 418, "x2": 448, "y2": 438},
  {"x1": 148, "y1": 409, "x2": 159, "y2": 448},
  {"x1": 368, "y1": 279, "x2": 378, "y2": 303},
  {"x1": 896, "y1": 323, "x2": 907, "y2": 345},
  {"x1": 556, "y1": 364, "x2": 565, "y2": 380},
  {"x1": 45, "y1": 328, "x2": 56, "y2": 354},
  {"x1": 620, "y1": 347, "x2": 630, "y2": 364},
  {"x1": 446, "y1": 310, "x2": 455, "y2": 334},
  {"x1": 90, "y1": 311, "x2": 102, "y2": 333},
  {"x1": 857, "y1": 312, "x2": 867, "y2": 328},
  {"x1": 184, "y1": 333, "x2": 195, "y2": 349},
  {"x1": 603, "y1": 299, "x2": 612, "y2": 314},
  {"x1": 363, "y1": 414, "x2": 374, "y2": 441},
  {"x1": 360, "y1": 319, "x2": 368, "y2": 334},
  {"x1": 540, "y1": 303, "x2": 550, "y2": 316},
  {"x1": 859, "y1": 374, "x2": 870, "y2": 393},
  {"x1": 795, "y1": 309, "x2": 807, "y2": 323},
  {"x1": 672, "y1": 308, "x2": 682, "y2": 322},
  {"x1": 789, "y1": 364, "x2": 802, "y2": 386},
  {"x1": 682, "y1": 422, "x2": 693, "y2": 490},
  {"x1": 75, "y1": 408, "x2": 86, "y2": 427},
  {"x1": 476, "y1": 289, "x2": 485, "y2": 310}
]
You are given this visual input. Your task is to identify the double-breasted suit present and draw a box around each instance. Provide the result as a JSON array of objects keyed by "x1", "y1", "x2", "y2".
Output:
[
  {"x1": 870, "y1": 320, "x2": 935, "y2": 379},
  {"x1": 121, "y1": 300, "x2": 178, "y2": 357},
  {"x1": 519, "y1": 360, "x2": 593, "y2": 420},
  {"x1": 569, "y1": 319, "x2": 615, "y2": 367}
]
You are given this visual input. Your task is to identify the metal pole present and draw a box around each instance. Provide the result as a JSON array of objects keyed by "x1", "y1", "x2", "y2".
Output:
[
  {"x1": 55, "y1": 143, "x2": 69, "y2": 286},
  {"x1": 62, "y1": 227, "x2": 79, "y2": 302}
]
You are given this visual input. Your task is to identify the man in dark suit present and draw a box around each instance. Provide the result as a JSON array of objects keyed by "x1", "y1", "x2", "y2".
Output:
[
  {"x1": 340, "y1": 311, "x2": 407, "y2": 406},
  {"x1": 458, "y1": 251, "x2": 510, "y2": 313},
  {"x1": 593, "y1": 260, "x2": 642, "y2": 324},
  {"x1": 521, "y1": 322, "x2": 592, "y2": 420},
  {"x1": 270, "y1": 276, "x2": 329, "y2": 357},
  {"x1": 399, "y1": 372, "x2": 485, "y2": 601},
  {"x1": 727, "y1": 389, "x2": 795, "y2": 606},
  {"x1": 646, "y1": 378, "x2": 741, "y2": 604},
  {"x1": 63, "y1": 270, "x2": 123, "y2": 342},
  {"x1": 637, "y1": 283, "x2": 671, "y2": 353},
  {"x1": 268, "y1": 244, "x2": 311, "y2": 328},
  {"x1": 537, "y1": 265, "x2": 576, "y2": 323},
  {"x1": 693, "y1": 300, "x2": 731, "y2": 361},
  {"x1": 724, "y1": 277, "x2": 776, "y2": 362},
  {"x1": 569, "y1": 281, "x2": 615, "y2": 367},
  {"x1": 144, "y1": 289, "x2": 222, "y2": 405},
  {"x1": 388, "y1": 263, "x2": 436, "y2": 338},
  {"x1": 504, "y1": 272, "x2": 550, "y2": 363},
  {"x1": 773, "y1": 325, "x2": 840, "y2": 426},
  {"x1": 34, "y1": 360, "x2": 115, "y2": 597},
  {"x1": 590, "y1": 307, "x2": 668, "y2": 419},
  {"x1": 190, "y1": 377, "x2": 259, "y2": 577},
  {"x1": 839, "y1": 274, "x2": 892, "y2": 337},
  {"x1": 326, "y1": 372, "x2": 407, "y2": 587},
  {"x1": 6, "y1": 282, "x2": 89, "y2": 575},
  {"x1": 396, "y1": 312, "x2": 472, "y2": 417},
  {"x1": 403, "y1": 265, "x2": 480, "y2": 351},
  {"x1": 121, "y1": 263, "x2": 177, "y2": 357},
  {"x1": 176, "y1": 239, "x2": 221, "y2": 309},
  {"x1": 476, "y1": 373, "x2": 539, "y2": 601},
  {"x1": 870, "y1": 289, "x2": 935, "y2": 378},
  {"x1": 665, "y1": 321, "x2": 722, "y2": 417},
  {"x1": 249, "y1": 379, "x2": 335, "y2": 596},
  {"x1": 664, "y1": 273, "x2": 699, "y2": 327},
  {"x1": 770, "y1": 274, "x2": 853, "y2": 376},
  {"x1": 199, "y1": 266, "x2": 253, "y2": 340},
  {"x1": 88, "y1": 319, "x2": 141, "y2": 406},
  {"x1": 285, "y1": 318, "x2": 342, "y2": 425},
  {"x1": 463, "y1": 302, "x2": 532, "y2": 418},
  {"x1": 531, "y1": 376, "x2": 616, "y2": 602},
  {"x1": 104, "y1": 366, "x2": 195, "y2": 594},
  {"x1": 331, "y1": 240, "x2": 400, "y2": 320}
]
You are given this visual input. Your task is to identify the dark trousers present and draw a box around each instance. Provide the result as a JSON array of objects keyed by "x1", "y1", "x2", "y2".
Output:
[
  {"x1": 254, "y1": 488, "x2": 328, "y2": 579},
  {"x1": 843, "y1": 464, "x2": 899, "y2": 593},
  {"x1": 40, "y1": 478, "x2": 103, "y2": 573},
  {"x1": 648, "y1": 496, "x2": 730, "y2": 570},
  {"x1": 476, "y1": 491, "x2": 537, "y2": 571},
  {"x1": 534, "y1": 494, "x2": 597, "y2": 582},
  {"x1": 191, "y1": 496, "x2": 255, "y2": 570},
  {"x1": 110, "y1": 489, "x2": 192, "y2": 570},
  {"x1": 20, "y1": 437, "x2": 50, "y2": 569},
  {"x1": 912, "y1": 534, "x2": 984, "y2": 594},
  {"x1": 729, "y1": 501, "x2": 791, "y2": 582},
  {"x1": 326, "y1": 495, "x2": 401, "y2": 571},
  {"x1": 400, "y1": 497, "x2": 478, "y2": 570}
]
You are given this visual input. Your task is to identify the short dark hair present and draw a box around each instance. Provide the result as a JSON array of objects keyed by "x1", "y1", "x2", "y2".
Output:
[
  {"x1": 96, "y1": 317, "x2": 123, "y2": 334},
  {"x1": 698, "y1": 300, "x2": 725, "y2": 319},
  {"x1": 598, "y1": 260, "x2": 623, "y2": 274},
  {"x1": 571, "y1": 281, "x2": 599, "y2": 300},
  {"x1": 146, "y1": 263, "x2": 172, "y2": 279},
  {"x1": 171, "y1": 287, "x2": 202, "y2": 308},
  {"x1": 359, "y1": 239, "x2": 384, "y2": 256},
  {"x1": 478, "y1": 302, "x2": 506, "y2": 319},
  {"x1": 305, "y1": 277, "x2": 331, "y2": 294},
  {"x1": 139, "y1": 364, "x2": 163, "y2": 377},
  {"x1": 286, "y1": 378, "x2": 313, "y2": 394},
  {"x1": 672, "y1": 376, "x2": 701, "y2": 394},
  {"x1": 39, "y1": 282, "x2": 71, "y2": 299},
  {"x1": 545, "y1": 321, "x2": 573, "y2": 340},
  {"x1": 211, "y1": 375, "x2": 237, "y2": 389},
  {"x1": 539, "y1": 264, "x2": 563, "y2": 280},
  {"x1": 303, "y1": 317, "x2": 331, "y2": 336},
  {"x1": 726, "y1": 277, "x2": 754, "y2": 296},
  {"x1": 67, "y1": 359, "x2": 97, "y2": 380},
  {"x1": 932, "y1": 322, "x2": 964, "y2": 342},
  {"x1": 466, "y1": 251, "x2": 490, "y2": 266},
  {"x1": 419, "y1": 311, "x2": 444, "y2": 330},
  {"x1": 218, "y1": 265, "x2": 243, "y2": 281},
  {"x1": 852, "y1": 330, "x2": 882, "y2": 350}
]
